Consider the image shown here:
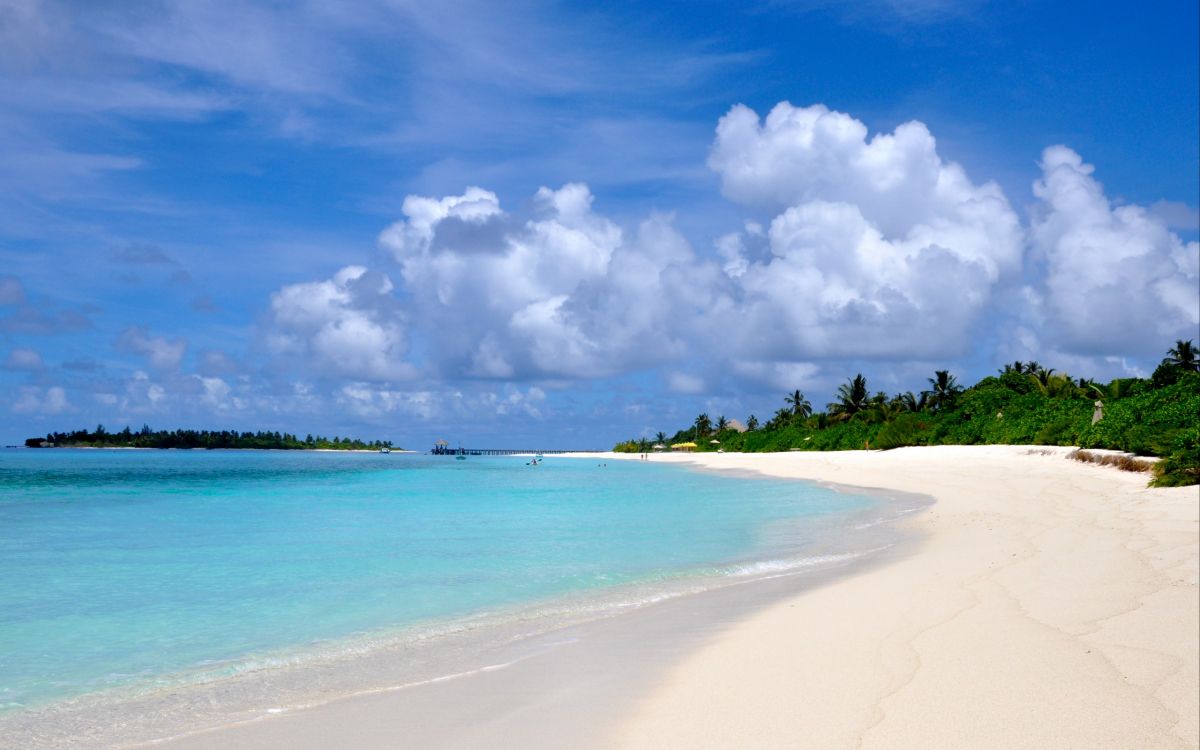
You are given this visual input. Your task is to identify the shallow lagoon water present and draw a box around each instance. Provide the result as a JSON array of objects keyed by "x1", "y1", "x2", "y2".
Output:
[{"x1": 0, "y1": 448, "x2": 915, "y2": 743}]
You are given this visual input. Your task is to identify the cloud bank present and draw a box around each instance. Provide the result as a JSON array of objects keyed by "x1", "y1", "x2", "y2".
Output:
[
  {"x1": 249, "y1": 102, "x2": 1200, "y2": 426},
  {"x1": 9, "y1": 101, "x2": 1199, "y2": 436}
]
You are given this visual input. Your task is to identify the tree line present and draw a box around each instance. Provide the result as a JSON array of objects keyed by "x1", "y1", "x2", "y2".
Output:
[
  {"x1": 615, "y1": 340, "x2": 1199, "y2": 487},
  {"x1": 25, "y1": 425, "x2": 396, "y2": 451}
]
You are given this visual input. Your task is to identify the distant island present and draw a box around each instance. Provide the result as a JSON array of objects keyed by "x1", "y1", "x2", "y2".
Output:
[
  {"x1": 617, "y1": 340, "x2": 1200, "y2": 487},
  {"x1": 24, "y1": 426, "x2": 397, "y2": 452}
]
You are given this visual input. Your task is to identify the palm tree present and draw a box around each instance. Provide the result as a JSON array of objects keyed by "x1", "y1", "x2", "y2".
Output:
[
  {"x1": 828, "y1": 374, "x2": 870, "y2": 420},
  {"x1": 1087, "y1": 378, "x2": 1134, "y2": 401},
  {"x1": 716, "y1": 415, "x2": 729, "y2": 432},
  {"x1": 896, "y1": 391, "x2": 929, "y2": 412},
  {"x1": 927, "y1": 370, "x2": 963, "y2": 411},
  {"x1": 746, "y1": 414, "x2": 759, "y2": 431},
  {"x1": 654, "y1": 431, "x2": 667, "y2": 446},
  {"x1": 1029, "y1": 365, "x2": 1056, "y2": 388},
  {"x1": 1165, "y1": 340, "x2": 1199, "y2": 372},
  {"x1": 694, "y1": 413, "x2": 712, "y2": 437},
  {"x1": 784, "y1": 389, "x2": 812, "y2": 418},
  {"x1": 1000, "y1": 361, "x2": 1025, "y2": 375},
  {"x1": 1030, "y1": 371, "x2": 1076, "y2": 398}
]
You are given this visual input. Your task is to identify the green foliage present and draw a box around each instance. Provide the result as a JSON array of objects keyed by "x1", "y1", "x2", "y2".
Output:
[
  {"x1": 873, "y1": 413, "x2": 932, "y2": 450},
  {"x1": 628, "y1": 343, "x2": 1199, "y2": 487},
  {"x1": 1152, "y1": 425, "x2": 1200, "y2": 487},
  {"x1": 1079, "y1": 372, "x2": 1200, "y2": 456},
  {"x1": 27, "y1": 426, "x2": 395, "y2": 451}
]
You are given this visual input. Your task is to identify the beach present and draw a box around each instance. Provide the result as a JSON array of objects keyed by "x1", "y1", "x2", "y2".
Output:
[
  {"x1": 143, "y1": 445, "x2": 1197, "y2": 749},
  {"x1": 613, "y1": 446, "x2": 1199, "y2": 749}
]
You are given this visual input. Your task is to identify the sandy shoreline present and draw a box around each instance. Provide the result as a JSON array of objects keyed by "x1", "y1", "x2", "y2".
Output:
[
  {"x1": 39, "y1": 445, "x2": 1196, "y2": 749},
  {"x1": 611, "y1": 446, "x2": 1199, "y2": 749}
]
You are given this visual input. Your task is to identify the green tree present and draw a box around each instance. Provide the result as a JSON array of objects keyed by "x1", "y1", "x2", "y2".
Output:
[
  {"x1": 829, "y1": 374, "x2": 869, "y2": 420},
  {"x1": 927, "y1": 370, "x2": 963, "y2": 411},
  {"x1": 785, "y1": 389, "x2": 813, "y2": 418},
  {"x1": 746, "y1": 414, "x2": 759, "y2": 431},
  {"x1": 716, "y1": 415, "x2": 728, "y2": 432},
  {"x1": 768, "y1": 408, "x2": 792, "y2": 430},
  {"x1": 897, "y1": 391, "x2": 929, "y2": 412},
  {"x1": 1165, "y1": 340, "x2": 1198, "y2": 372},
  {"x1": 694, "y1": 413, "x2": 712, "y2": 437}
]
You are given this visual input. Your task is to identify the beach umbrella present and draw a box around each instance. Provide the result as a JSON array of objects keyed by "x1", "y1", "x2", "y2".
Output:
[{"x1": 709, "y1": 439, "x2": 720, "y2": 444}]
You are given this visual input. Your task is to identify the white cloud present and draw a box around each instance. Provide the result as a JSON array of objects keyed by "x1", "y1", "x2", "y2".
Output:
[
  {"x1": 337, "y1": 384, "x2": 441, "y2": 420},
  {"x1": 3, "y1": 346, "x2": 43, "y2": 370},
  {"x1": 334, "y1": 383, "x2": 547, "y2": 422},
  {"x1": 243, "y1": 102, "x2": 1194, "y2": 424},
  {"x1": 197, "y1": 376, "x2": 242, "y2": 410},
  {"x1": 116, "y1": 327, "x2": 186, "y2": 370},
  {"x1": 267, "y1": 266, "x2": 413, "y2": 381},
  {"x1": 731, "y1": 360, "x2": 822, "y2": 392},
  {"x1": 666, "y1": 371, "x2": 705, "y2": 394},
  {"x1": 379, "y1": 184, "x2": 718, "y2": 380},
  {"x1": 1149, "y1": 200, "x2": 1200, "y2": 232},
  {"x1": 707, "y1": 102, "x2": 1023, "y2": 361},
  {"x1": 379, "y1": 186, "x2": 505, "y2": 258},
  {"x1": 1029, "y1": 146, "x2": 1200, "y2": 355},
  {"x1": 12, "y1": 385, "x2": 70, "y2": 414}
]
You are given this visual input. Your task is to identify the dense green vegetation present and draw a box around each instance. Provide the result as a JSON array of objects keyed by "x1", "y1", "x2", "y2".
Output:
[
  {"x1": 615, "y1": 341, "x2": 1200, "y2": 487},
  {"x1": 25, "y1": 425, "x2": 396, "y2": 451}
]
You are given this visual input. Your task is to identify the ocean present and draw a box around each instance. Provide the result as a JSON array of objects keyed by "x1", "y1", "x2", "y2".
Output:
[{"x1": 0, "y1": 448, "x2": 919, "y2": 746}]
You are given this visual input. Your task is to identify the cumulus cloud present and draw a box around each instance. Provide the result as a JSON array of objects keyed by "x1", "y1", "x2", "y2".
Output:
[
  {"x1": 707, "y1": 102, "x2": 1023, "y2": 361},
  {"x1": 267, "y1": 265, "x2": 412, "y2": 381},
  {"x1": 116, "y1": 327, "x2": 187, "y2": 370},
  {"x1": 1029, "y1": 146, "x2": 1199, "y2": 355},
  {"x1": 123, "y1": 370, "x2": 167, "y2": 410},
  {"x1": 378, "y1": 183, "x2": 722, "y2": 380},
  {"x1": 196, "y1": 349, "x2": 239, "y2": 376},
  {"x1": 334, "y1": 382, "x2": 547, "y2": 422},
  {"x1": 245, "y1": 102, "x2": 1195, "y2": 428},
  {"x1": 12, "y1": 385, "x2": 70, "y2": 414},
  {"x1": 337, "y1": 385, "x2": 442, "y2": 420},
  {"x1": 196, "y1": 375, "x2": 242, "y2": 410},
  {"x1": 1148, "y1": 200, "x2": 1200, "y2": 232}
]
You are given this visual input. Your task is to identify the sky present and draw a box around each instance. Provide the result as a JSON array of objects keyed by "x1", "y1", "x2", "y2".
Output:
[{"x1": 1, "y1": 0, "x2": 1197, "y2": 449}]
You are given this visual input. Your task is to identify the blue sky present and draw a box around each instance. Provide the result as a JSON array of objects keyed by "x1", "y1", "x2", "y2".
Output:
[{"x1": 1, "y1": 0, "x2": 1197, "y2": 448}]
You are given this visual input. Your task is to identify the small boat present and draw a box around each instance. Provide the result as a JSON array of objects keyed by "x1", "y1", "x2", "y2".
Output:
[
  {"x1": 455, "y1": 453, "x2": 467, "y2": 461},
  {"x1": 380, "y1": 447, "x2": 390, "y2": 454}
]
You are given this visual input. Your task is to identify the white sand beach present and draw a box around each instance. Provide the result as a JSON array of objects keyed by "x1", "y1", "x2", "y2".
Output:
[
  {"x1": 611, "y1": 446, "x2": 1199, "y2": 749},
  {"x1": 148, "y1": 445, "x2": 1197, "y2": 750}
]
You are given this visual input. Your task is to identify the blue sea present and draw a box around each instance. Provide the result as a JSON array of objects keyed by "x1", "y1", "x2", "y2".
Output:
[{"x1": 0, "y1": 448, "x2": 913, "y2": 742}]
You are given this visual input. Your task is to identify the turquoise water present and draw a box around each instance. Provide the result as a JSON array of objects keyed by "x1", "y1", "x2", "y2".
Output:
[{"x1": 0, "y1": 449, "x2": 877, "y2": 714}]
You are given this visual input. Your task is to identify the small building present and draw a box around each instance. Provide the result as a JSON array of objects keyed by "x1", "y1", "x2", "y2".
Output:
[{"x1": 671, "y1": 442, "x2": 697, "y2": 452}]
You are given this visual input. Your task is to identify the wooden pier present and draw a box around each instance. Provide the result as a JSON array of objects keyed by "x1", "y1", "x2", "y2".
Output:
[{"x1": 429, "y1": 445, "x2": 593, "y2": 456}]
